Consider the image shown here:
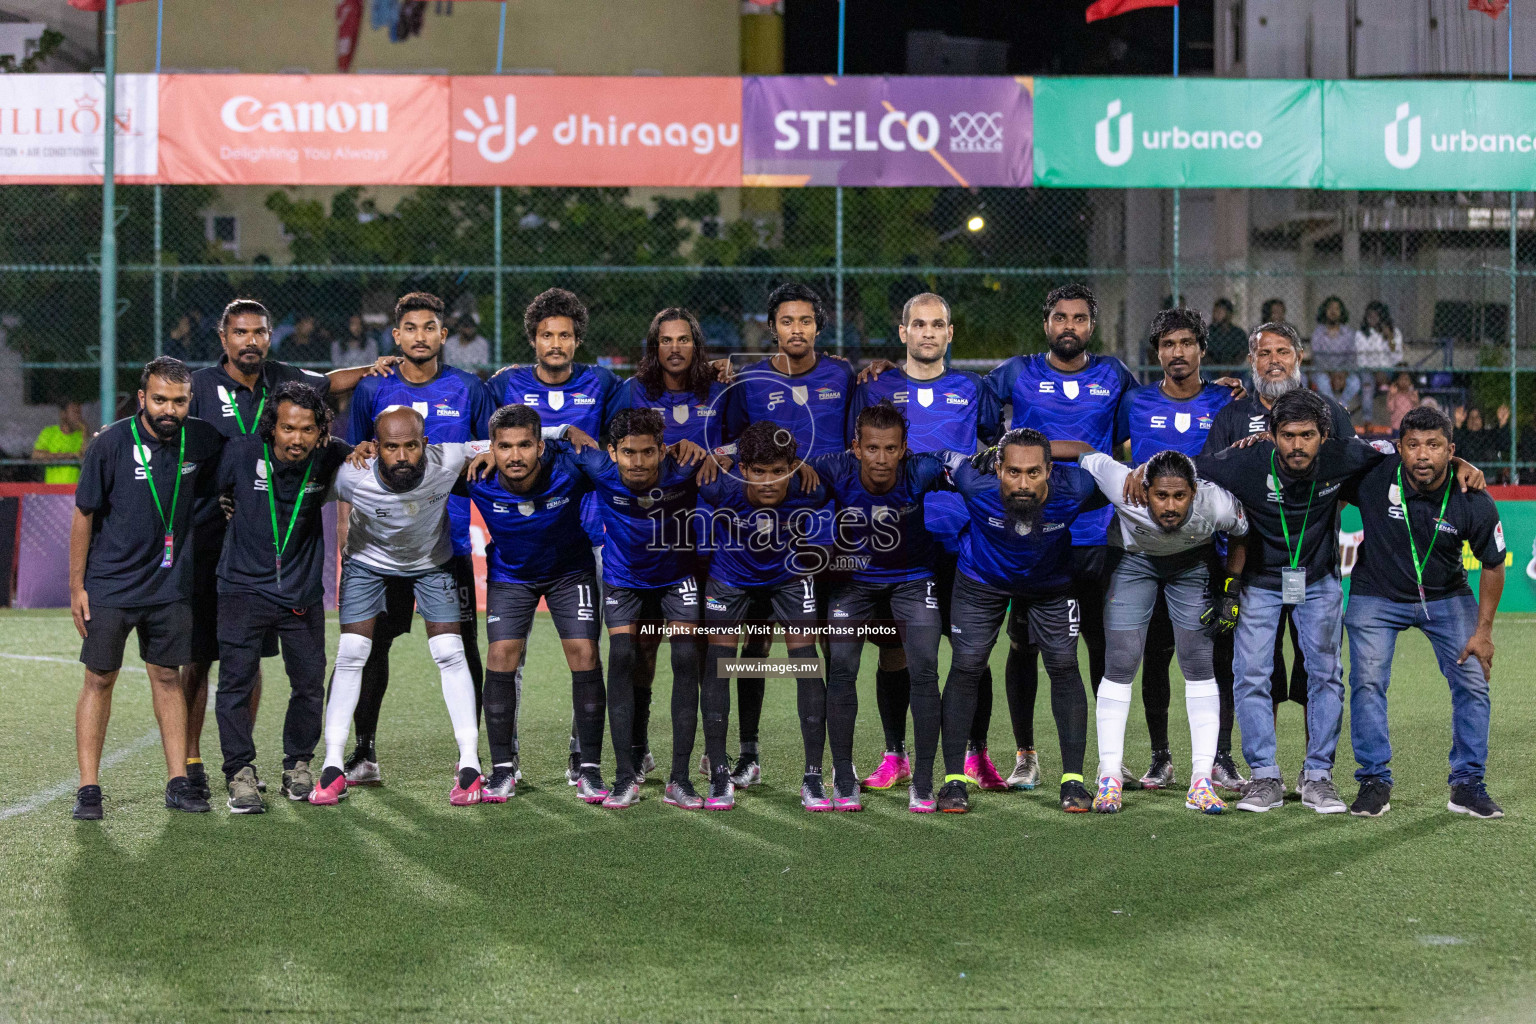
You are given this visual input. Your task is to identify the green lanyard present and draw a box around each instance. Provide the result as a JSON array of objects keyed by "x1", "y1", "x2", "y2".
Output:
[
  {"x1": 1397, "y1": 463, "x2": 1452, "y2": 614},
  {"x1": 228, "y1": 387, "x2": 266, "y2": 435},
  {"x1": 129, "y1": 417, "x2": 185, "y2": 569},
  {"x1": 263, "y1": 444, "x2": 314, "y2": 587},
  {"x1": 1270, "y1": 450, "x2": 1316, "y2": 570}
]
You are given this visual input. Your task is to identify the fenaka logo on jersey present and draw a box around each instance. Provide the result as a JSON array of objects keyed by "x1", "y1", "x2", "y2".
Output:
[
  {"x1": 1089, "y1": 384, "x2": 1112, "y2": 397},
  {"x1": 944, "y1": 391, "x2": 969, "y2": 406},
  {"x1": 1198, "y1": 414, "x2": 1214, "y2": 430},
  {"x1": 433, "y1": 400, "x2": 461, "y2": 418},
  {"x1": 816, "y1": 386, "x2": 841, "y2": 401},
  {"x1": 1094, "y1": 98, "x2": 1265, "y2": 168}
]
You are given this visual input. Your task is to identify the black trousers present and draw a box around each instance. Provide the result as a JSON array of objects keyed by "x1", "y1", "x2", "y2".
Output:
[{"x1": 215, "y1": 591, "x2": 326, "y2": 779}]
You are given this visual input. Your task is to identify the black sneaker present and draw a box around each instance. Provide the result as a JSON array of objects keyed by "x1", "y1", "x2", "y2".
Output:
[
  {"x1": 186, "y1": 762, "x2": 211, "y2": 801},
  {"x1": 936, "y1": 779, "x2": 969, "y2": 813},
  {"x1": 165, "y1": 775, "x2": 211, "y2": 813},
  {"x1": 72, "y1": 784, "x2": 103, "y2": 820},
  {"x1": 1350, "y1": 777, "x2": 1392, "y2": 818},
  {"x1": 1060, "y1": 778, "x2": 1093, "y2": 813},
  {"x1": 1138, "y1": 749, "x2": 1177, "y2": 790},
  {"x1": 1211, "y1": 751, "x2": 1249, "y2": 793},
  {"x1": 1448, "y1": 781, "x2": 1504, "y2": 819},
  {"x1": 565, "y1": 750, "x2": 581, "y2": 786}
]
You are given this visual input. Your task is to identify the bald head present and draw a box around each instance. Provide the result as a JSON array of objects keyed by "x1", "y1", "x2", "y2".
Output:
[{"x1": 374, "y1": 405, "x2": 427, "y2": 492}]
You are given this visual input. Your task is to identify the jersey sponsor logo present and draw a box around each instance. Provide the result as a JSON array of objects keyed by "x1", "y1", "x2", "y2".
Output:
[
  {"x1": 892, "y1": 390, "x2": 909, "y2": 404},
  {"x1": 767, "y1": 390, "x2": 786, "y2": 410},
  {"x1": 831, "y1": 608, "x2": 850, "y2": 618},
  {"x1": 1150, "y1": 415, "x2": 1168, "y2": 429},
  {"x1": 129, "y1": 444, "x2": 195, "y2": 481},
  {"x1": 1037, "y1": 381, "x2": 1056, "y2": 394},
  {"x1": 1174, "y1": 413, "x2": 1191, "y2": 433},
  {"x1": 613, "y1": 494, "x2": 630, "y2": 505},
  {"x1": 943, "y1": 391, "x2": 969, "y2": 406},
  {"x1": 522, "y1": 392, "x2": 541, "y2": 406},
  {"x1": 216, "y1": 384, "x2": 240, "y2": 418},
  {"x1": 571, "y1": 391, "x2": 596, "y2": 406},
  {"x1": 254, "y1": 456, "x2": 269, "y2": 491},
  {"x1": 1089, "y1": 384, "x2": 1112, "y2": 397},
  {"x1": 705, "y1": 596, "x2": 728, "y2": 612},
  {"x1": 432, "y1": 400, "x2": 461, "y2": 418},
  {"x1": 1063, "y1": 380, "x2": 1080, "y2": 400},
  {"x1": 1248, "y1": 414, "x2": 1267, "y2": 434},
  {"x1": 1042, "y1": 522, "x2": 1065, "y2": 532},
  {"x1": 816, "y1": 386, "x2": 841, "y2": 401},
  {"x1": 1198, "y1": 414, "x2": 1214, "y2": 430}
]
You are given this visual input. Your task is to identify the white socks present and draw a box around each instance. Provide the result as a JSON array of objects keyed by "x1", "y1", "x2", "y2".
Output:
[
  {"x1": 324, "y1": 633, "x2": 373, "y2": 770},
  {"x1": 1185, "y1": 678, "x2": 1219, "y2": 782},
  {"x1": 429, "y1": 633, "x2": 481, "y2": 773},
  {"x1": 1095, "y1": 679, "x2": 1133, "y2": 782}
]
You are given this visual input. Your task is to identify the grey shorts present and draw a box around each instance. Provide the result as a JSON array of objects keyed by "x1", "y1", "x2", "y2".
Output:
[
  {"x1": 339, "y1": 558, "x2": 460, "y2": 626},
  {"x1": 1103, "y1": 548, "x2": 1210, "y2": 633}
]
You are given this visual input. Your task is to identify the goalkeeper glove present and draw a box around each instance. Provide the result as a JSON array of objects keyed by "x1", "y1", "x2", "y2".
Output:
[{"x1": 1201, "y1": 576, "x2": 1241, "y2": 638}]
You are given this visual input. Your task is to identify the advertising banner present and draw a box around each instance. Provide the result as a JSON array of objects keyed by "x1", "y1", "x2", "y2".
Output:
[
  {"x1": 449, "y1": 76, "x2": 741, "y2": 187},
  {"x1": 1031, "y1": 77, "x2": 1321, "y2": 188},
  {"x1": 742, "y1": 76, "x2": 1032, "y2": 187},
  {"x1": 1323, "y1": 81, "x2": 1536, "y2": 190},
  {"x1": 0, "y1": 74, "x2": 157, "y2": 183},
  {"x1": 157, "y1": 74, "x2": 450, "y2": 185}
]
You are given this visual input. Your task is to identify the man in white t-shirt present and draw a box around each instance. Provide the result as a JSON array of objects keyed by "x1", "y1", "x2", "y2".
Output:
[
  {"x1": 1078, "y1": 448, "x2": 1248, "y2": 815},
  {"x1": 443, "y1": 316, "x2": 490, "y2": 374},
  {"x1": 311, "y1": 406, "x2": 486, "y2": 807}
]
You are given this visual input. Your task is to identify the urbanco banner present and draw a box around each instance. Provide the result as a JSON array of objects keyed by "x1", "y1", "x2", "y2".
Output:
[
  {"x1": 1031, "y1": 77, "x2": 1322, "y2": 188},
  {"x1": 449, "y1": 77, "x2": 741, "y2": 187},
  {"x1": 742, "y1": 76, "x2": 1032, "y2": 187},
  {"x1": 157, "y1": 75, "x2": 450, "y2": 185},
  {"x1": 0, "y1": 74, "x2": 158, "y2": 183},
  {"x1": 1323, "y1": 80, "x2": 1536, "y2": 190}
]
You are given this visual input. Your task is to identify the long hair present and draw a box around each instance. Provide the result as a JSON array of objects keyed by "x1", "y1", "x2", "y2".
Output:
[
  {"x1": 1363, "y1": 300, "x2": 1395, "y2": 337},
  {"x1": 257, "y1": 381, "x2": 332, "y2": 447},
  {"x1": 633, "y1": 307, "x2": 714, "y2": 402}
]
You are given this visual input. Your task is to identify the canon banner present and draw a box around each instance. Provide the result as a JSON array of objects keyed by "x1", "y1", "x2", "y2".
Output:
[
  {"x1": 449, "y1": 76, "x2": 740, "y2": 187},
  {"x1": 742, "y1": 76, "x2": 1032, "y2": 187},
  {"x1": 1031, "y1": 77, "x2": 1322, "y2": 188},
  {"x1": 0, "y1": 73, "x2": 157, "y2": 184},
  {"x1": 157, "y1": 74, "x2": 450, "y2": 185},
  {"x1": 1323, "y1": 81, "x2": 1536, "y2": 190}
]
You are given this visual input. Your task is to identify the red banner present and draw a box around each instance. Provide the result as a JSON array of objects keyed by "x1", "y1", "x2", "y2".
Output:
[
  {"x1": 157, "y1": 74, "x2": 449, "y2": 185},
  {"x1": 448, "y1": 76, "x2": 741, "y2": 186}
]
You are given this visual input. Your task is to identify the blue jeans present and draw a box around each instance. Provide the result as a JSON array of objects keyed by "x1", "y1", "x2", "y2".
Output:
[
  {"x1": 1233, "y1": 576, "x2": 1344, "y2": 781},
  {"x1": 1344, "y1": 593, "x2": 1489, "y2": 787}
]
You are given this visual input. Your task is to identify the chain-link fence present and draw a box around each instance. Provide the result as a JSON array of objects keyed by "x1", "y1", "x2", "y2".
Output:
[{"x1": 0, "y1": 182, "x2": 1531, "y2": 477}]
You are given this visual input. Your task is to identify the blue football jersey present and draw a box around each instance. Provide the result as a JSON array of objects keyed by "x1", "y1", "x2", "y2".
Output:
[
  {"x1": 982, "y1": 353, "x2": 1133, "y2": 547},
  {"x1": 614, "y1": 376, "x2": 729, "y2": 449},
  {"x1": 810, "y1": 451, "x2": 950, "y2": 584},
  {"x1": 558, "y1": 445, "x2": 699, "y2": 590},
  {"x1": 486, "y1": 361, "x2": 624, "y2": 546},
  {"x1": 699, "y1": 475, "x2": 829, "y2": 589},
  {"x1": 940, "y1": 454, "x2": 1106, "y2": 595},
  {"x1": 722, "y1": 355, "x2": 855, "y2": 460},
  {"x1": 1117, "y1": 380, "x2": 1232, "y2": 463},
  {"x1": 848, "y1": 366, "x2": 1000, "y2": 554},
  {"x1": 466, "y1": 453, "x2": 595, "y2": 585},
  {"x1": 347, "y1": 365, "x2": 495, "y2": 558}
]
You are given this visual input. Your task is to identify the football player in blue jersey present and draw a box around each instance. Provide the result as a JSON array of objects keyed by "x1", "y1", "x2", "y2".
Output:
[
  {"x1": 846, "y1": 292, "x2": 1003, "y2": 794},
  {"x1": 977, "y1": 284, "x2": 1133, "y2": 792},
  {"x1": 933, "y1": 428, "x2": 1110, "y2": 814},
  {"x1": 1116, "y1": 308, "x2": 1247, "y2": 792},
  {"x1": 487, "y1": 288, "x2": 620, "y2": 780},
  {"x1": 812, "y1": 402, "x2": 953, "y2": 812},
  {"x1": 337, "y1": 292, "x2": 496, "y2": 786}
]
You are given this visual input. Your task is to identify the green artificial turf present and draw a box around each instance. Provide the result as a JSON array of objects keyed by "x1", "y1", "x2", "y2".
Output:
[{"x1": 1, "y1": 609, "x2": 1533, "y2": 1023}]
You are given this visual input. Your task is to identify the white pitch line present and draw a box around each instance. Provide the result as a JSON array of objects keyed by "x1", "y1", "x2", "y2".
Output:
[
  {"x1": 0, "y1": 652, "x2": 146, "y2": 674},
  {"x1": 0, "y1": 729, "x2": 161, "y2": 820}
]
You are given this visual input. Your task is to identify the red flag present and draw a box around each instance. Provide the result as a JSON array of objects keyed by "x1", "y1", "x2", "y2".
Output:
[
  {"x1": 1086, "y1": 0, "x2": 1178, "y2": 22},
  {"x1": 66, "y1": 0, "x2": 151, "y2": 9},
  {"x1": 1468, "y1": 0, "x2": 1508, "y2": 16},
  {"x1": 336, "y1": 0, "x2": 362, "y2": 73}
]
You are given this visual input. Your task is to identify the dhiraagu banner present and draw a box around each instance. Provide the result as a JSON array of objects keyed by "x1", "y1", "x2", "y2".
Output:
[
  {"x1": 1323, "y1": 81, "x2": 1536, "y2": 190},
  {"x1": 1339, "y1": 495, "x2": 1536, "y2": 612},
  {"x1": 1031, "y1": 77, "x2": 1322, "y2": 188}
]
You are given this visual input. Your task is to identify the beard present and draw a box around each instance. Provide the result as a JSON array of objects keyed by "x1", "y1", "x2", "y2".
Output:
[
  {"x1": 1048, "y1": 332, "x2": 1086, "y2": 362},
  {"x1": 1254, "y1": 363, "x2": 1303, "y2": 403},
  {"x1": 381, "y1": 459, "x2": 426, "y2": 492},
  {"x1": 149, "y1": 413, "x2": 183, "y2": 440},
  {"x1": 1004, "y1": 491, "x2": 1043, "y2": 526}
]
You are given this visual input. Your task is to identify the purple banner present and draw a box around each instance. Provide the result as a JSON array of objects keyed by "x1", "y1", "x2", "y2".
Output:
[
  {"x1": 15, "y1": 493, "x2": 72, "y2": 609},
  {"x1": 743, "y1": 76, "x2": 1032, "y2": 188}
]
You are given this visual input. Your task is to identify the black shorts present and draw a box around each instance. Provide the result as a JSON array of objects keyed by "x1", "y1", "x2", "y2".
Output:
[
  {"x1": 828, "y1": 576, "x2": 940, "y2": 642},
  {"x1": 80, "y1": 600, "x2": 193, "y2": 673},
  {"x1": 191, "y1": 543, "x2": 278, "y2": 664},
  {"x1": 486, "y1": 571, "x2": 600, "y2": 643},
  {"x1": 604, "y1": 577, "x2": 700, "y2": 630},
  {"x1": 949, "y1": 573, "x2": 1077, "y2": 662},
  {"x1": 704, "y1": 576, "x2": 817, "y2": 643}
]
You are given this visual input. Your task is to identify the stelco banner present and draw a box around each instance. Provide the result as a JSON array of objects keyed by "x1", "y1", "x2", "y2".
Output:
[
  {"x1": 0, "y1": 73, "x2": 158, "y2": 184},
  {"x1": 1323, "y1": 81, "x2": 1536, "y2": 190},
  {"x1": 742, "y1": 76, "x2": 1033, "y2": 187},
  {"x1": 1031, "y1": 77, "x2": 1322, "y2": 188}
]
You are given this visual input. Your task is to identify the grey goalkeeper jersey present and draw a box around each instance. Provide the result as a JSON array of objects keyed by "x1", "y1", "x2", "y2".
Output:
[
  {"x1": 332, "y1": 442, "x2": 479, "y2": 575},
  {"x1": 1080, "y1": 451, "x2": 1248, "y2": 557}
]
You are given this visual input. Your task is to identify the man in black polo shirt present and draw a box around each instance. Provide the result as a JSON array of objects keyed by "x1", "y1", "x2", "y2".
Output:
[
  {"x1": 213, "y1": 382, "x2": 352, "y2": 814},
  {"x1": 1343, "y1": 406, "x2": 1506, "y2": 819},
  {"x1": 181, "y1": 298, "x2": 392, "y2": 800},
  {"x1": 70, "y1": 357, "x2": 226, "y2": 820},
  {"x1": 1202, "y1": 320, "x2": 1357, "y2": 767}
]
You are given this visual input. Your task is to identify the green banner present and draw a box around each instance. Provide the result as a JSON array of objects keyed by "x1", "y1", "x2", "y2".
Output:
[
  {"x1": 1323, "y1": 81, "x2": 1536, "y2": 191},
  {"x1": 1031, "y1": 77, "x2": 1321, "y2": 188},
  {"x1": 1340, "y1": 499, "x2": 1536, "y2": 612}
]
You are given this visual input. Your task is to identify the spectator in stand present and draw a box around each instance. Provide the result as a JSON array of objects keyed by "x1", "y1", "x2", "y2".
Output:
[
  {"x1": 1386, "y1": 372, "x2": 1419, "y2": 433},
  {"x1": 1454, "y1": 406, "x2": 1505, "y2": 467},
  {"x1": 1260, "y1": 298, "x2": 1288, "y2": 329},
  {"x1": 32, "y1": 400, "x2": 85, "y2": 484},
  {"x1": 443, "y1": 314, "x2": 490, "y2": 375},
  {"x1": 272, "y1": 313, "x2": 320, "y2": 361},
  {"x1": 165, "y1": 307, "x2": 213, "y2": 363},
  {"x1": 1354, "y1": 301, "x2": 1404, "y2": 424},
  {"x1": 331, "y1": 314, "x2": 378, "y2": 367},
  {"x1": 1311, "y1": 296, "x2": 1360, "y2": 414},
  {"x1": 1207, "y1": 298, "x2": 1249, "y2": 366}
]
